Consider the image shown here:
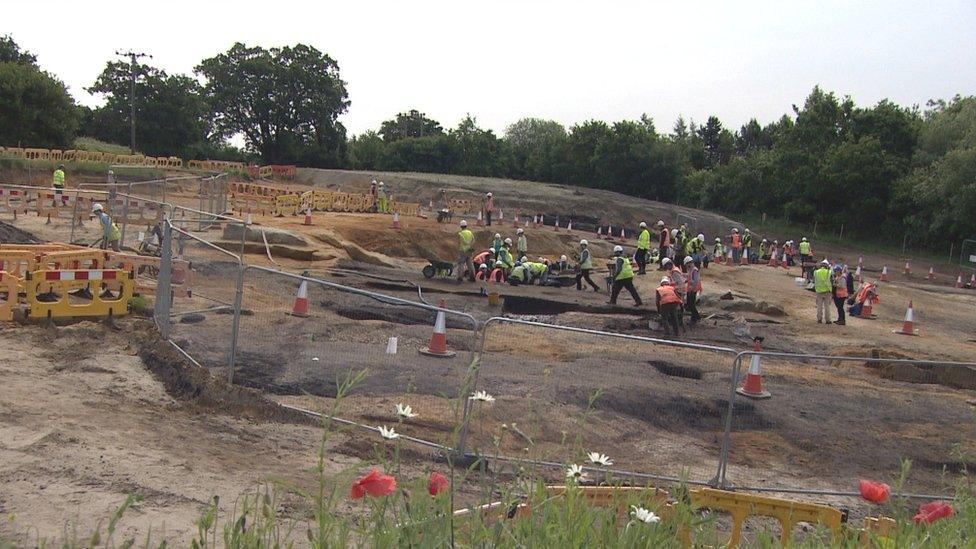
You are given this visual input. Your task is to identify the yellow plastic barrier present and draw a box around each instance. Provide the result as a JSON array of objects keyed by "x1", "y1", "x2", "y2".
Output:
[
  {"x1": 688, "y1": 488, "x2": 843, "y2": 548},
  {"x1": 25, "y1": 269, "x2": 132, "y2": 320},
  {"x1": 0, "y1": 250, "x2": 38, "y2": 278},
  {"x1": 0, "y1": 188, "x2": 29, "y2": 214},
  {"x1": 393, "y1": 202, "x2": 421, "y2": 217},
  {"x1": 544, "y1": 485, "x2": 671, "y2": 520},
  {"x1": 860, "y1": 516, "x2": 896, "y2": 548},
  {"x1": 0, "y1": 271, "x2": 19, "y2": 321},
  {"x1": 275, "y1": 194, "x2": 302, "y2": 216}
]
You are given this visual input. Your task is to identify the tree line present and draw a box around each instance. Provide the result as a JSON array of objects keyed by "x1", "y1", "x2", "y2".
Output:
[{"x1": 1, "y1": 35, "x2": 973, "y2": 248}]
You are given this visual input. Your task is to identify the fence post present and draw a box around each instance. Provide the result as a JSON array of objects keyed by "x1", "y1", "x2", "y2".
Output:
[
  {"x1": 155, "y1": 222, "x2": 174, "y2": 339},
  {"x1": 227, "y1": 264, "x2": 245, "y2": 385},
  {"x1": 69, "y1": 187, "x2": 81, "y2": 244},
  {"x1": 712, "y1": 354, "x2": 743, "y2": 489},
  {"x1": 120, "y1": 182, "x2": 132, "y2": 247}
]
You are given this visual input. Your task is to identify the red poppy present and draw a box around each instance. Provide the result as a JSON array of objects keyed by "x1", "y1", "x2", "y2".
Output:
[
  {"x1": 859, "y1": 480, "x2": 890, "y2": 504},
  {"x1": 350, "y1": 469, "x2": 397, "y2": 500},
  {"x1": 913, "y1": 501, "x2": 954, "y2": 524},
  {"x1": 428, "y1": 471, "x2": 450, "y2": 496}
]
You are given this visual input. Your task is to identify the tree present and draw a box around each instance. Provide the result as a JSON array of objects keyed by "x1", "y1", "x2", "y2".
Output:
[
  {"x1": 450, "y1": 116, "x2": 510, "y2": 177},
  {"x1": 196, "y1": 43, "x2": 350, "y2": 166},
  {"x1": 83, "y1": 61, "x2": 210, "y2": 158},
  {"x1": 347, "y1": 131, "x2": 386, "y2": 170},
  {"x1": 0, "y1": 61, "x2": 78, "y2": 148},
  {"x1": 379, "y1": 110, "x2": 443, "y2": 142},
  {"x1": 0, "y1": 35, "x2": 36, "y2": 66},
  {"x1": 505, "y1": 118, "x2": 567, "y2": 181}
]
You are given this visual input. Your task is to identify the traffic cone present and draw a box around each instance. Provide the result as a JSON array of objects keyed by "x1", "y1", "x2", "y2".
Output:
[
  {"x1": 476, "y1": 210, "x2": 483, "y2": 227},
  {"x1": 513, "y1": 211, "x2": 520, "y2": 228},
  {"x1": 927, "y1": 266, "x2": 934, "y2": 281},
  {"x1": 768, "y1": 252, "x2": 778, "y2": 267},
  {"x1": 597, "y1": 226, "x2": 603, "y2": 239},
  {"x1": 554, "y1": 219, "x2": 560, "y2": 232},
  {"x1": 419, "y1": 299, "x2": 456, "y2": 357},
  {"x1": 858, "y1": 256, "x2": 864, "y2": 269},
  {"x1": 608, "y1": 224, "x2": 613, "y2": 240},
  {"x1": 903, "y1": 260, "x2": 911, "y2": 276},
  {"x1": 970, "y1": 273, "x2": 975, "y2": 288},
  {"x1": 955, "y1": 275, "x2": 963, "y2": 289},
  {"x1": 567, "y1": 220, "x2": 573, "y2": 231},
  {"x1": 736, "y1": 339, "x2": 771, "y2": 399},
  {"x1": 892, "y1": 300, "x2": 919, "y2": 336},
  {"x1": 854, "y1": 265, "x2": 862, "y2": 282},
  {"x1": 46, "y1": 213, "x2": 51, "y2": 225},
  {"x1": 619, "y1": 227, "x2": 625, "y2": 241},
  {"x1": 781, "y1": 252, "x2": 788, "y2": 269},
  {"x1": 858, "y1": 297, "x2": 874, "y2": 318},
  {"x1": 740, "y1": 248, "x2": 749, "y2": 266},
  {"x1": 498, "y1": 209, "x2": 504, "y2": 223},
  {"x1": 540, "y1": 214, "x2": 545, "y2": 227},
  {"x1": 288, "y1": 280, "x2": 310, "y2": 318},
  {"x1": 880, "y1": 266, "x2": 889, "y2": 282},
  {"x1": 726, "y1": 249, "x2": 733, "y2": 266},
  {"x1": 304, "y1": 209, "x2": 312, "y2": 226},
  {"x1": 391, "y1": 212, "x2": 401, "y2": 229},
  {"x1": 245, "y1": 212, "x2": 253, "y2": 226}
]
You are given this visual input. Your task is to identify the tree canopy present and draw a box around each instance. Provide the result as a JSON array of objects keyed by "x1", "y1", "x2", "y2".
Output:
[{"x1": 0, "y1": 37, "x2": 77, "y2": 148}]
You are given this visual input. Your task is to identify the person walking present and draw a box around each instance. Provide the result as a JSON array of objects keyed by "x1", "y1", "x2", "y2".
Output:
[
  {"x1": 484, "y1": 192, "x2": 494, "y2": 227},
  {"x1": 813, "y1": 259, "x2": 833, "y2": 324},
  {"x1": 657, "y1": 221, "x2": 671, "y2": 267},
  {"x1": 455, "y1": 220, "x2": 476, "y2": 282},
  {"x1": 684, "y1": 256, "x2": 701, "y2": 326},
  {"x1": 655, "y1": 277, "x2": 683, "y2": 337},
  {"x1": 609, "y1": 245, "x2": 642, "y2": 307},
  {"x1": 636, "y1": 221, "x2": 651, "y2": 275},
  {"x1": 52, "y1": 164, "x2": 67, "y2": 206},
  {"x1": 516, "y1": 227, "x2": 527, "y2": 261},
  {"x1": 798, "y1": 237, "x2": 812, "y2": 265},
  {"x1": 576, "y1": 239, "x2": 600, "y2": 292},
  {"x1": 832, "y1": 264, "x2": 849, "y2": 325},
  {"x1": 92, "y1": 203, "x2": 121, "y2": 252}
]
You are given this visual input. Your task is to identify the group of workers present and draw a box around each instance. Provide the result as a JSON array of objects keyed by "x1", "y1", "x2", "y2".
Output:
[{"x1": 369, "y1": 179, "x2": 392, "y2": 213}]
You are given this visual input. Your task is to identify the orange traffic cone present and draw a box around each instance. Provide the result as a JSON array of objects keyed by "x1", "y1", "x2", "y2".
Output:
[
  {"x1": 736, "y1": 338, "x2": 771, "y2": 399},
  {"x1": 245, "y1": 212, "x2": 253, "y2": 226},
  {"x1": 854, "y1": 265, "x2": 862, "y2": 282},
  {"x1": 597, "y1": 226, "x2": 603, "y2": 239},
  {"x1": 513, "y1": 211, "x2": 520, "y2": 228},
  {"x1": 970, "y1": 273, "x2": 976, "y2": 288},
  {"x1": 956, "y1": 275, "x2": 963, "y2": 289},
  {"x1": 419, "y1": 299, "x2": 456, "y2": 357},
  {"x1": 726, "y1": 249, "x2": 733, "y2": 266},
  {"x1": 903, "y1": 260, "x2": 911, "y2": 276},
  {"x1": 567, "y1": 220, "x2": 573, "y2": 231},
  {"x1": 927, "y1": 266, "x2": 934, "y2": 281},
  {"x1": 781, "y1": 252, "x2": 788, "y2": 270},
  {"x1": 880, "y1": 266, "x2": 889, "y2": 282},
  {"x1": 892, "y1": 300, "x2": 919, "y2": 336},
  {"x1": 498, "y1": 209, "x2": 504, "y2": 223},
  {"x1": 768, "y1": 252, "x2": 778, "y2": 267},
  {"x1": 607, "y1": 224, "x2": 613, "y2": 240},
  {"x1": 858, "y1": 297, "x2": 874, "y2": 318},
  {"x1": 619, "y1": 227, "x2": 625, "y2": 241},
  {"x1": 304, "y1": 209, "x2": 312, "y2": 226},
  {"x1": 539, "y1": 214, "x2": 545, "y2": 228},
  {"x1": 554, "y1": 219, "x2": 560, "y2": 232},
  {"x1": 476, "y1": 210, "x2": 484, "y2": 227},
  {"x1": 288, "y1": 280, "x2": 310, "y2": 318},
  {"x1": 858, "y1": 256, "x2": 864, "y2": 268},
  {"x1": 391, "y1": 212, "x2": 401, "y2": 229}
]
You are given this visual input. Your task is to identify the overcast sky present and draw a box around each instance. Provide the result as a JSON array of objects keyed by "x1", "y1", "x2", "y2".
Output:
[{"x1": 5, "y1": 0, "x2": 975, "y2": 137}]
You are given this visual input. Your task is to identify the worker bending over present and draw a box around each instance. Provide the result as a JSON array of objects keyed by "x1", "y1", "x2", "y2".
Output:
[
  {"x1": 609, "y1": 245, "x2": 642, "y2": 307},
  {"x1": 92, "y1": 203, "x2": 121, "y2": 252},
  {"x1": 655, "y1": 277, "x2": 683, "y2": 337}
]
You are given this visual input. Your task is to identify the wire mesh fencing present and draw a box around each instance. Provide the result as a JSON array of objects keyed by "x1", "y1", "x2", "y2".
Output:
[
  {"x1": 719, "y1": 351, "x2": 976, "y2": 499},
  {"x1": 231, "y1": 266, "x2": 479, "y2": 449},
  {"x1": 464, "y1": 317, "x2": 737, "y2": 484}
]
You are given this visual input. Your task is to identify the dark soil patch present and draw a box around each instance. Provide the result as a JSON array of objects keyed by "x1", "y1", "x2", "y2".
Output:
[
  {"x1": 650, "y1": 360, "x2": 703, "y2": 380},
  {"x1": 332, "y1": 435, "x2": 438, "y2": 463},
  {"x1": 179, "y1": 313, "x2": 205, "y2": 324},
  {"x1": 0, "y1": 220, "x2": 39, "y2": 244},
  {"x1": 319, "y1": 298, "x2": 474, "y2": 331},
  {"x1": 503, "y1": 295, "x2": 650, "y2": 317}
]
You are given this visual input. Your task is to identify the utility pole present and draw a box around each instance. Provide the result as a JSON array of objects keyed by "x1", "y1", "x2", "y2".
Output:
[{"x1": 115, "y1": 50, "x2": 152, "y2": 154}]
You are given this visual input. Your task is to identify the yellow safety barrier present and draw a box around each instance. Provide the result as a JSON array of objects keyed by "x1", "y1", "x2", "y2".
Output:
[
  {"x1": 102, "y1": 251, "x2": 180, "y2": 296},
  {"x1": 25, "y1": 269, "x2": 132, "y2": 321},
  {"x1": 0, "y1": 188, "x2": 30, "y2": 214},
  {"x1": 688, "y1": 488, "x2": 843, "y2": 548},
  {"x1": 860, "y1": 516, "x2": 896, "y2": 548},
  {"x1": 543, "y1": 485, "x2": 671, "y2": 520},
  {"x1": 274, "y1": 194, "x2": 302, "y2": 216},
  {"x1": 393, "y1": 201, "x2": 421, "y2": 217},
  {"x1": 0, "y1": 271, "x2": 19, "y2": 321},
  {"x1": 0, "y1": 250, "x2": 38, "y2": 279}
]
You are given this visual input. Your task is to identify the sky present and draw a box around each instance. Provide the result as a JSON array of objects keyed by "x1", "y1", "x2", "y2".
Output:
[{"x1": 4, "y1": 0, "x2": 975, "y2": 138}]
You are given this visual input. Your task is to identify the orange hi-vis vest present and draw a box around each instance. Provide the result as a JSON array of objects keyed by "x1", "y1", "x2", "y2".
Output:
[
  {"x1": 656, "y1": 285, "x2": 682, "y2": 306},
  {"x1": 661, "y1": 228, "x2": 671, "y2": 247},
  {"x1": 686, "y1": 266, "x2": 702, "y2": 293},
  {"x1": 731, "y1": 234, "x2": 742, "y2": 249},
  {"x1": 834, "y1": 273, "x2": 849, "y2": 299}
]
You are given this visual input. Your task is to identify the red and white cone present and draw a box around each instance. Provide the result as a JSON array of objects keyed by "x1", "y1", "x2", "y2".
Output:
[
  {"x1": 892, "y1": 300, "x2": 919, "y2": 336},
  {"x1": 513, "y1": 211, "x2": 520, "y2": 228},
  {"x1": 880, "y1": 266, "x2": 889, "y2": 282},
  {"x1": 498, "y1": 209, "x2": 504, "y2": 223},
  {"x1": 476, "y1": 210, "x2": 484, "y2": 227},
  {"x1": 858, "y1": 256, "x2": 864, "y2": 269},
  {"x1": 539, "y1": 214, "x2": 545, "y2": 228},
  {"x1": 854, "y1": 265, "x2": 862, "y2": 282},
  {"x1": 419, "y1": 299, "x2": 456, "y2": 357},
  {"x1": 567, "y1": 220, "x2": 573, "y2": 231},
  {"x1": 726, "y1": 249, "x2": 733, "y2": 266},
  {"x1": 619, "y1": 227, "x2": 625, "y2": 241},
  {"x1": 970, "y1": 273, "x2": 975, "y2": 288},
  {"x1": 597, "y1": 226, "x2": 603, "y2": 239},
  {"x1": 768, "y1": 252, "x2": 778, "y2": 267},
  {"x1": 304, "y1": 209, "x2": 313, "y2": 226},
  {"x1": 904, "y1": 260, "x2": 911, "y2": 276},
  {"x1": 781, "y1": 252, "x2": 788, "y2": 269},
  {"x1": 391, "y1": 212, "x2": 401, "y2": 229},
  {"x1": 736, "y1": 339, "x2": 771, "y2": 399},
  {"x1": 858, "y1": 297, "x2": 874, "y2": 318},
  {"x1": 927, "y1": 266, "x2": 934, "y2": 281},
  {"x1": 245, "y1": 212, "x2": 253, "y2": 226},
  {"x1": 554, "y1": 219, "x2": 560, "y2": 232},
  {"x1": 607, "y1": 224, "x2": 613, "y2": 240},
  {"x1": 956, "y1": 275, "x2": 964, "y2": 289},
  {"x1": 288, "y1": 280, "x2": 310, "y2": 318}
]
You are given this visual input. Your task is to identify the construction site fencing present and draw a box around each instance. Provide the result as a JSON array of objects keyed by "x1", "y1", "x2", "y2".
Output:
[
  {"x1": 717, "y1": 350, "x2": 976, "y2": 500},
  {"x1": 230, "y1": 266, "x2": 480, "y2": 450}
]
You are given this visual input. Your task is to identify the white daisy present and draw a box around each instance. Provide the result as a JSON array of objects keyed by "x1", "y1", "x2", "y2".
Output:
[
  {"x1": 565, "y1": 464, "x2": 587, "y2": 481},
  {"x1": 395, "y1": 403, "x2": 417, "y2": 420},
  {"x1": 377, "y1": 425, "x2": 399, "y2": 440},
  {"x1": 630, "y1": 506, "x2": 660, "y2": 524},
  {"x1": 587, "y1": 452, "x2": 613, "y2": 466},
  {"x1": 469, "y1": 390, "x2": 496, "y2": 403}
]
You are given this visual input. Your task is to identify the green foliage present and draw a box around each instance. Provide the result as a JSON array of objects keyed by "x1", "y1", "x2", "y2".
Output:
[
  {"x1": 196, "y1": 43, "x2": 350, "y2": 167},
  {"x1": 73, "y1": 136, "x2": 134, "y2": 155},
  {"x1": 83, "y1": 60, "x2": 211, "y2": 158},
  {"x1": 0, "y1": 61, "x2": 79, "y2": 148},
  {"x1": 0, "y1": 34, "x2": 37, "y2": 67},
  {"x1": 379, "y1": 109, "x2": 443, "y2": 142}
]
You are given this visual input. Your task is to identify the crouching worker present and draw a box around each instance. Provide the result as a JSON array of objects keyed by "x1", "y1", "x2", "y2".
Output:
[
  {"x1": 488, "y1": 260, "x2": 508, "y2": 283},
  {"x1": 527, "y1": 259, "x2": 550, "y2": 285},
  {"x1": 656, "y1": 277, "x2": 683, "y2": 336},
  {"x1": 92, "y1": 203, "x2": 121, "y2": 252}
]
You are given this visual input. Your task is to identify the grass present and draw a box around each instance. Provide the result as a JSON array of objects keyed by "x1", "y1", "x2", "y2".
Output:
[
  {"x1": 73, "y1": 137, "x2": 135, "y2": 156},
  {"x1": 1, "y1": 365, "x2": 973, "y2": 548}
]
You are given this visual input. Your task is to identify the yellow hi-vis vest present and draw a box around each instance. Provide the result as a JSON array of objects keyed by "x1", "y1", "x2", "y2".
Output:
[
  {"x1": 458, "y1": 229, "x2": 474, "y2": 252},
  {"x1": 814, "y1": 267, "x2": 831, "y2": 293},
  {"x1": 799, "y1": 241, "x2": 811, "y2": 255},
  {"x1": 53, "y1": 169, "x2": 65, "y2": 188},
  {"x1": 614, "y1": 256, "x2": 634, "y2": 281},
  {"x1": 637, "y1": 229, "x2": 650, "y2": 250}
]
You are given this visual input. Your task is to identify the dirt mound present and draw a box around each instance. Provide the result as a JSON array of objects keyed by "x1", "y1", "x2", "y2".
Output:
[
  {"x1": 0, "y1": 220, "x2": 39, "y2": 244},
  {"x1": 720, "y1": 299, "x2": 787, "y2": 317},
  {"x1": 831, "y1": 346, "x2": 976, "y2": 391}
]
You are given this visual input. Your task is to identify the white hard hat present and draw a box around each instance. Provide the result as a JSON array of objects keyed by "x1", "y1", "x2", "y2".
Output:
[
  {"x1": 715, "y1": 237, "x2": 721, "y2": 242},
  {"x1": 745, "y1": 228, "x2": 750, "y2": 233},
  {"x1": 698, "y1": 234, "x2": 705, "y2": 241},
  {"x1": 538, "y1": 257, "x2": 545, "y2": 262},
  {"x1": 486, "y1": 192, "x2": 492, "y2": 197},
  {"x1": 656, "y1": 220, "x2": 664, "y2": 227},
  {"x1": 639, "y1": 221, "x2": 647, "y2": 228},
  {"x1": 560, "y1": 254, "x2": 567, "y2": 262},
  {"x1": 494, "y1": 260, "x2": 505, "y2": 267},
  {"x1": 579, "y1": 239, "x2": 588, "y2": 246},
  {"x1": 671, "y1": 229, "x2": 678, "y2": 236},
  {"x1": 662, "y1": 257, "x2": 672, "y2": 265},
  {"x1": 517, "y1": 228, "x2": 524, "y2": 234},
  {"x1": 504, "y1": 238, "x2": 512, "y2": 245},
  {"x1": 683, "y1": 256, "x2": 694, "y2": 264},
  {"x1": 660, "y1": 277, "x2": 671, "y2": 285},
  {"x1": 494, "y1": 233, "x2": 501, "y2": 239},
  {"x1": 762, "y1": 238, "x2": 768, "y2": 243},
  {"x1": 732, "y1": 228, "x2": 739, "y2": 233},
  {"x1": 613, "y1": 245, "x2": 624, "y2": 253},
  {"x1": 92, "y1": 203, "x2": 104, "y2": 212},
  {"x1": 460, "y1": 220, "x2": 468, "y2": 227},
  {"x1": 802, "y1": 237, "x2": 808, "y2": 242},
  {"x1": 379, "y1": 181, "x2": 385, "y2": 186},
  {"x1": 821, "y1": 259, "x2": 830, "y2": 266}
]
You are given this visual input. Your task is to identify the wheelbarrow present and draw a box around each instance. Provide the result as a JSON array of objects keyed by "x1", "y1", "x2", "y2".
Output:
[{"x1": 422, "y1": 259, "x2": 455, "y2": 279}]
